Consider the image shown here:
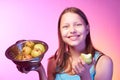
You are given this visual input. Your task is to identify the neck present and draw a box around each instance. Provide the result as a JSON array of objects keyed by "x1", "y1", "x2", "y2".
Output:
[{"x1": 69, "y1": 42, "x2": 86, "y2": 59}]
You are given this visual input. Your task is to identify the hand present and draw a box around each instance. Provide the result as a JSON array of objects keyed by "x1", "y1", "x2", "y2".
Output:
[
  {"x1": 16, "y1": 66, "x2": 30, "y2": 73},
  {"x1": 72, "y1": 57, "x2": 95, "y2": 80},
  {"x1": 16, "y1": 63, "x2": 41, "y2": 74},
  {"x1": 35, "y1": 63, "x2": 45, "y2": 73}
]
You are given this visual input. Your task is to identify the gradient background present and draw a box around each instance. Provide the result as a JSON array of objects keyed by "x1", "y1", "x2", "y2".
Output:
[{"x1": 0, "y1": 0, "x2": 120, "y2": 80}]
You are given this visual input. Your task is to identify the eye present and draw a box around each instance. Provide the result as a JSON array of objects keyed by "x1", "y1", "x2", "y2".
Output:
[
  {"x1": 62, "y1": 25, "x2": 69, "y2": 29},
  {"x1": 76, "y1": 23, "x2": 82, "y2": 26}
]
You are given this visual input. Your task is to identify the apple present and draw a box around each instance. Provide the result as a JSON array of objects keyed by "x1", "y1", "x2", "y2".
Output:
[
  {"x1": 22, "y1": 46, "x2": 32, "y2": 55},
  {"x1": 80, "y1": 53, "x2": 92, "y2": 64},
  {"x1": 34, "y1": 43, "x2": 45, "y2": 53},
  {"x1": 22, "y1": 54, "x2": 32, "y2": 60},
  {"x1": 31, "y1": 49, "x2": 42, "y2": 57},
  {"x1": 15, "y1": 54, "x2": 23, "y2": 60},
  {"x1": 25, "y1": 41, "x2": 35, "y2": 48}
]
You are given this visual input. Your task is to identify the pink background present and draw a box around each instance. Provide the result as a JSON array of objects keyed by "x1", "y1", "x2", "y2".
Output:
[{"x1": 0, "y1": 0, "x2": 120, "y2": 80}]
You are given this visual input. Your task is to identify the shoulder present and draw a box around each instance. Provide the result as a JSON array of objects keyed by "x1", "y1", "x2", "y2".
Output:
[
  {"x1": 95, "y1": 54, "x2": 113, "y2": 79},
  {"x1": 96, "y1": 55, "x2": 113, "y2": 67},
  {"x1": 94, "y1": 51, "x2": 112, "y2": 64},
  {"x1": 48, "y1": 56, "x2": 56, "y2": 66},
  {"x1": 47, "y1": 56, "x2": 56, "y2": 79},
  {"x1": 47, "y1": 56, "x2": 56, "y2": 71}
]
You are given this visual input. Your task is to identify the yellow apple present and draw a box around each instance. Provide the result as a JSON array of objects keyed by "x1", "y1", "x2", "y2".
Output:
[
  {"x1": 22, "y1": 46, "x2": 32, "y2": 55},
  {"x1": 25, "y1": 41, "x2": 35, "y2": 48},
  {"x1": 80, "y1": 53, "x2": 92, "y2": 64},
  {"x1": 15, "y1": 54, "x2": 23, "y2": 60},
  {"x1": 34, "y1": 43, "x2": 45, "y2": 53},
  {"x1": 22, "y1": 54, "x2": 32, "y2": 60},
  {"x1": 31, "y1": 49, "x2": 42, "y2": 57}
]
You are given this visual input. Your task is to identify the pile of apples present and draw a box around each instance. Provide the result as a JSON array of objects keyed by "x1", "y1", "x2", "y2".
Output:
[{"x1": 15, "y1": 41, "x2": 45, "y2": 61}]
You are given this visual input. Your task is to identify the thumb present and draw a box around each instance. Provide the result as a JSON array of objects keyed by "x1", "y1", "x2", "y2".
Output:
[
  {"x1": 92, "y1": 58, "x2": 96, "y2": 65},
  {"x1": 79, "y1": 56, "x2": 85, "y2": 65}
]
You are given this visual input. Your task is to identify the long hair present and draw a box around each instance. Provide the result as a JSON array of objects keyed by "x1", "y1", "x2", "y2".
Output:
[{"x1": 51, "y1": 7, "x2": 96, "y2": 73}]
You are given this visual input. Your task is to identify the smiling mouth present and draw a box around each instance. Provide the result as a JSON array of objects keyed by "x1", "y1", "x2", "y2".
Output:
[{"x1": 68, "y1": 35, "x2": 80, "y2": 40}]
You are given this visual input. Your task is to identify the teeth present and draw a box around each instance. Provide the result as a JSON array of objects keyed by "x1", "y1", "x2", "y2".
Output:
[
  {"x1": 68, "y1": 35, "x2": 80, "y2": 40},
  {"x1": 69, "y1": 36, "x2": 78, "y2": 40}
]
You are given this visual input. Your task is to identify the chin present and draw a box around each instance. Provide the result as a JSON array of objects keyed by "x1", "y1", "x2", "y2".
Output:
[{"x1": 67, "y1": 42, "x2": 80, "y2": 47}]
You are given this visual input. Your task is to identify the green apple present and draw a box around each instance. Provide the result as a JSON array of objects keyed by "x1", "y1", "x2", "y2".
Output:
[
  {"x1": 80, "y1": 53, "x2": 92, "y2": 64},
  {"x1": 34, "y1": 43, "x2": 45, "y2": 53},
  {"x1": 31, "y1": 49, "x2": 42, "y2": 57},
  {"x1": 22, "y1": 46, "x2": 32, "y2": 55}
]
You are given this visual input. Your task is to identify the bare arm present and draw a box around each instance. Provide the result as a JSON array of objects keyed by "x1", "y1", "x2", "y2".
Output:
[
  {"x1": 47, "y1": 58, "x2": 56, "y2": 80},
  {"x1": 36, "y1": 63, "x2": 47, "y2": 80},
  {"x1": 95, "y1": 55, "x2": 113, "y2": 80}
]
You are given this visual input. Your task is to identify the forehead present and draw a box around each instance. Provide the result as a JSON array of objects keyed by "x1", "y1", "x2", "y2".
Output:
[{"x1": 61, "y1": 12, "x2": 84, "y2": 23}]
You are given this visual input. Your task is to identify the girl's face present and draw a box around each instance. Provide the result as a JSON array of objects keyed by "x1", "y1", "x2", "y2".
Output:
[{"x1": 60, "y1": 12, "x2": 89, "y2": 47}]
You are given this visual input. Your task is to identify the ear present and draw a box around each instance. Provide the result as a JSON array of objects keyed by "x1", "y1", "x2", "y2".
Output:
[{"x1": 86, "y1": 25, "x2": 90, "y2": 35}]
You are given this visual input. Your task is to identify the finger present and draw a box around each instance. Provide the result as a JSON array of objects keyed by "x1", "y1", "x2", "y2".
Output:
[
  {"x1": 76, "y1": 63, "x2": 84, "y2": 74},
  {"x1": 79, "y1": 56, "x2": 86, "y2": 65},
  {"x1": 73, "y1": 62, "x2": 82, "y2": 74},
  {"x1": 84, "y1": 58, "x2": 95, "y2": 69},
  {"x1": 73, "y1": 65, "x2": 79, "y2": 74},
  {"x1": 77, "y1": 58, "x2": 87, "y2": 71},
  {"x1": 92, "y1": 58, "x2": 96, "y2": 65},
  {"x1": 88, "y1": 58, "x2": 95, "y2": 67},
  {"x1": 74, "y1": 64, "x2": 86, "y2": 75}
]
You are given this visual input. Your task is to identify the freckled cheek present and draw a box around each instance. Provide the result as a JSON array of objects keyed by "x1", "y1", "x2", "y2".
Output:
[
  {"x1": 60, "y1": 30, "x2": 68, "y2": 37},
  {"x1": 77, "y1": 28, "x2": 86, "y2": 34}
]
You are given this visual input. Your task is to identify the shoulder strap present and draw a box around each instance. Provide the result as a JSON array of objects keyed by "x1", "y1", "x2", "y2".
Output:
[{"x1": 94, "y1": 51, "x2": 104, "y2": 68}]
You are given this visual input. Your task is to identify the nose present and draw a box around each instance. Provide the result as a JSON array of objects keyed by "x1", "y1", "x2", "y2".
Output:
[{"x1": 69, "y1": 26, "x2": 77, "y2": 34}]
